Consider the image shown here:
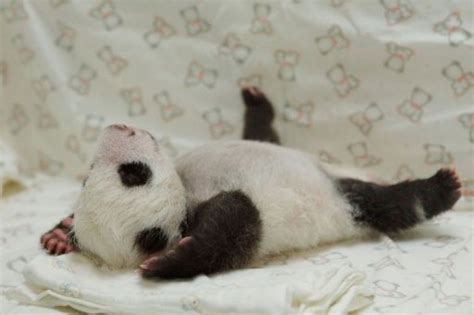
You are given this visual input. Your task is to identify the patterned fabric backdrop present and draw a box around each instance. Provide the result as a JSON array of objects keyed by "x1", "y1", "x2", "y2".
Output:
[{"x1": 0, "y1": 0, "x2": 473, "y2": 201}]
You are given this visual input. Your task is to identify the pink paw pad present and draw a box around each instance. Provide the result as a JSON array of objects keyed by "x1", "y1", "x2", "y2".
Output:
[
  {"x1": 139, "y1": 236, "x2": 194, "y2": 274},
  {"x1": 40, "y1": 217, "x2": 75, "y2": 256},
  {"x1": 241, "y1": 86, "x2": 267, "y2": 106}
]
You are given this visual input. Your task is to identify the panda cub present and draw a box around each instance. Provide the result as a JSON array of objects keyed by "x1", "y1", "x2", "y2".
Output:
[{"x1": 40, "y1": 87, "x2": 462, "y2": 279}]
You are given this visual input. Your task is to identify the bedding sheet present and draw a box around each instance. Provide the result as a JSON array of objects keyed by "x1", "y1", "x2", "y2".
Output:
[
  {"x1": 1, "y1": 176, "x2": 473, "y2": 314},
  {"x1": 1, "y1": 0, "x2": 473, "y2": 201}
]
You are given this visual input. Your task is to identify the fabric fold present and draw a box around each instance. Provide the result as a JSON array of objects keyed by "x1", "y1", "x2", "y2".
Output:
[{"x1": 7, "y1": 254, "x2": 373, "y2": 314}]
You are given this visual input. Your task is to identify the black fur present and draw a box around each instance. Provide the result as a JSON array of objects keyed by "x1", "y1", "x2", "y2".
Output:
[
  {"x1": 337, "y1": 168, "x2": 461, "y2": 233},
  {"x1": 68, "y1": 230, "x2": 78, "y2": 248},
  {"x1": 135, "y1": 227, "x2": 169, "y2": 254},
  {"x1": 118, "y1": 161, "x2": 152, "y2": 187},
  {"x1": 241, "y1": 87, "x2": 280, "y2": 145},
  {"x1": 141, "y1": 190, "x2": 262, "y2": 279}
]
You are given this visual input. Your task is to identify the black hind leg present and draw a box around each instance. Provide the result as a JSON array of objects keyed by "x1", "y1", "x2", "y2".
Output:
[
  {"x1": 140, "y1": 191, "x2": 262, "y2": 279},
  {"x1": 241, "y1": 86, "x2": 280, "y2": 144},
  {"x1": 337, "y1": 168, "x2": 462, "y2": 233}
]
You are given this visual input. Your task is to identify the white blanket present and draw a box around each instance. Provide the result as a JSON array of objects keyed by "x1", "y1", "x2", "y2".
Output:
[{"x1": 8, "y1": 254, "x2": 372, "y2": 314}]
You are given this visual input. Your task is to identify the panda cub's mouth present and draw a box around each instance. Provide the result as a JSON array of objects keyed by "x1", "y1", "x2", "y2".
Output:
[{"x1": 118, "y1": 161, "x2": 152, "y2": 187}]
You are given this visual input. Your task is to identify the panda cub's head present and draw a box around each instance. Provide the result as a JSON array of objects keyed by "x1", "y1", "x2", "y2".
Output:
[
  {"x1": 90, "y1": 124, "x2": 163, "y2": 188},
  {"x1": 73, "y1": 124, "x2": 187, "y2": 268}
]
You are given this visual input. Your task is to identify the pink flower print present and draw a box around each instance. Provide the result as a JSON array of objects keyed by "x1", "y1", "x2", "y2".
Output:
[
  {"x1": 56, "y1": 21, "x2": 76, "y2": 52},
  {"x1": 120, "y1": 87, "x2": 146, "y2": 116},
  {"x1": 315, "y1": 25, "x2": 349, "y2": 55},
  {"x1": 202, "y1": 108, "x2": 234, "y2": 138},
  {"x1": 144, "y1": 17, "x2": 176, "y2": 49},
  {"x1": 32, "y1": 75, "x2": 55, "y2": 102},
  {"x1": 11, "y1": 34, "x2": 34, "y2": 64},
  {"x1": 89, "y1": 0, "x2": 122, "y2": 31},
  {"x1": 349, "y1": 103, "x2": 384, "y2": 136},
  {"x1": 275, "y1": 50, "x2": 299, "y2": 81},
  {"x1": 397, "y1": 87, "x2": 432, "y2": 123},
  {"x1": 327, "y1": 64, "x2": 359, "y2": 97},
  {"x1": 424, "y1": 144, "x2": 453, "y2": 165},
  {"x1": 458, "y1": 113, "x2": 474, "y2": 143},
  {"x1": 250, "y1": 4, "x2": 272, "y2": 35},
  {"x1": 180, "y1": 6, "x2": 210, "y2": 36},
  {"x1": 384, "y1": 42, "x2": 414, "y2": 73},
  {"x1": 348, "y1": 142, "x2": 381, "y2": 167},
  {"x1": 219, "y1": 33, "x2": 252, "y2": 64},
  {"x1": 68, "y1": 64, "x2": 97, "y2": 95},
  {"x1": 185, "y1": 61, "x2": 218, "y2": 88},
  {"x1": 97, "y1": 46, "x2": 128, "y2": 75},
  {"x1": 153, "y1": 91, "x2": 183, "y2": 122},
  {"x1": 283, "y1": 101, "x2": 314, "y2": 127},
  {"x1": 442, "y1": 61, "x2": 474, "y2": 97},
  {"x1": 434, "y1": 12, "x2": 472, "y2": 47},
  {"x1": 380, "y1": 0, "x2": 414, "y2": 26},
  {"x1": 1, "y1": 0, "x2": 28, "y2": 23},
  {"x1": 8, "y1": 104, "x2": 28, "y2": 135}
]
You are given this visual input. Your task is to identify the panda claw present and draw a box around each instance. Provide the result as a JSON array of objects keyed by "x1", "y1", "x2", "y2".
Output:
[
  {"x1": 178, "y1": 236, "x2": 192, "y2": 246},
  {"x1": 139, "y1": 256, "x2": 160, "y2": 271},
  {"x1": 55, "y1": 242, "x2": 66, "y2": 255}
]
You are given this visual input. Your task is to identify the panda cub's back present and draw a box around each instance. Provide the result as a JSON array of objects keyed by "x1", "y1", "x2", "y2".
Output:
[{"x1": 176, "y1": 140, "x2": 357, "y2": 257}]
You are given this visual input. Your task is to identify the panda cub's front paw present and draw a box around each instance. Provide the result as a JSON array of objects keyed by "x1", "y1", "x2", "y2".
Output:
[
  {"x1": 40, "y1": 216, "x2": 76, "y2": 255},
  {"x1": 139, "y1": 236, "x2": 195, "y2": 279}
]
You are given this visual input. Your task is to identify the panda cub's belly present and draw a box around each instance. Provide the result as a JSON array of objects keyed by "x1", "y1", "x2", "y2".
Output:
[{"x1": 176, "y1": 140, "x2": 359, "y2": 258}]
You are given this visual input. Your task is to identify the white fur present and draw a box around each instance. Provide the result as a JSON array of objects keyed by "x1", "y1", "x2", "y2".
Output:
[
  {"x1": 414, "y1": 198, "x2": 426, "y2": 221},
  {"x1": 73, "y1": 126, "x2": 365, "y2": 268},
  {"x1": 177, "y1": 140, "x2": 365, "y2": 259}
]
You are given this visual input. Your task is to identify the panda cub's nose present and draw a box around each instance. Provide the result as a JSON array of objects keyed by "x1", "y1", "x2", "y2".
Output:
[
  {"x1": 109, "y1": 124, "x2": 130, "y2": 131},
  {"x1": 109, "y1": 124, "x2": 136, "y2": 136}
]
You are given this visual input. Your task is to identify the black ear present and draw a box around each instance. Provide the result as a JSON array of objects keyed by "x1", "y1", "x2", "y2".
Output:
[{"x1": 118, "y1": 161, "x2": 152, "y2": 187}]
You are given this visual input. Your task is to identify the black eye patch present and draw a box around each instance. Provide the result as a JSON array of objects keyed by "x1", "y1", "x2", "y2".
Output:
[{"x1": 118, "y1": 161, "x2": 152, "y2": 187}]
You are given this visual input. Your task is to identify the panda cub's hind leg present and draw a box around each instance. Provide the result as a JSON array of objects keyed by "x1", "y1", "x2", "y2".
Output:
[
  {"x1": 337, "y1": 168, "x2": 461, "y2": 233},
  {"x1": 241, "y1": 86, "x2": 280, "y2": 144},
  {"x1": 140, "y1": 190, "x2": 262, "y2": 279}
]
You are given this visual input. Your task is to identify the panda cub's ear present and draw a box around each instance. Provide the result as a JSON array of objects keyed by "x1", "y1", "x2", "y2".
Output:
[{"x1": 118, "y1": 161, "x2": 152, "y2": 187}]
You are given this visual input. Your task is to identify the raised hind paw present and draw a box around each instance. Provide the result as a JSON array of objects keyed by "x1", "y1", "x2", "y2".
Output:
[
  {"x1": 429, "y1": 168, "x2": 462, "y2": 212},
  {"x1": 241, "y1": 86, "x2": 280, "y2": 144},
  {"x1": 336, "y1": 167, "x2": 462, "y2": 233},
  {"x1": 241, "y1": 86, "x2": 271, "y2": 108},
  {"x1": 40, "y1": 216, "x2": 76, "y2": 255}
]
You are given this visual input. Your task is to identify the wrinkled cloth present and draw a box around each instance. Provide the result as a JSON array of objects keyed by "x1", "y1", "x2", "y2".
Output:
[
  {"x1": 0, "y1": 140, "x2": 31, "y2": 198},
  {"x1": 7, "y1": 254, "x2": 372, "y2": 315}
]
